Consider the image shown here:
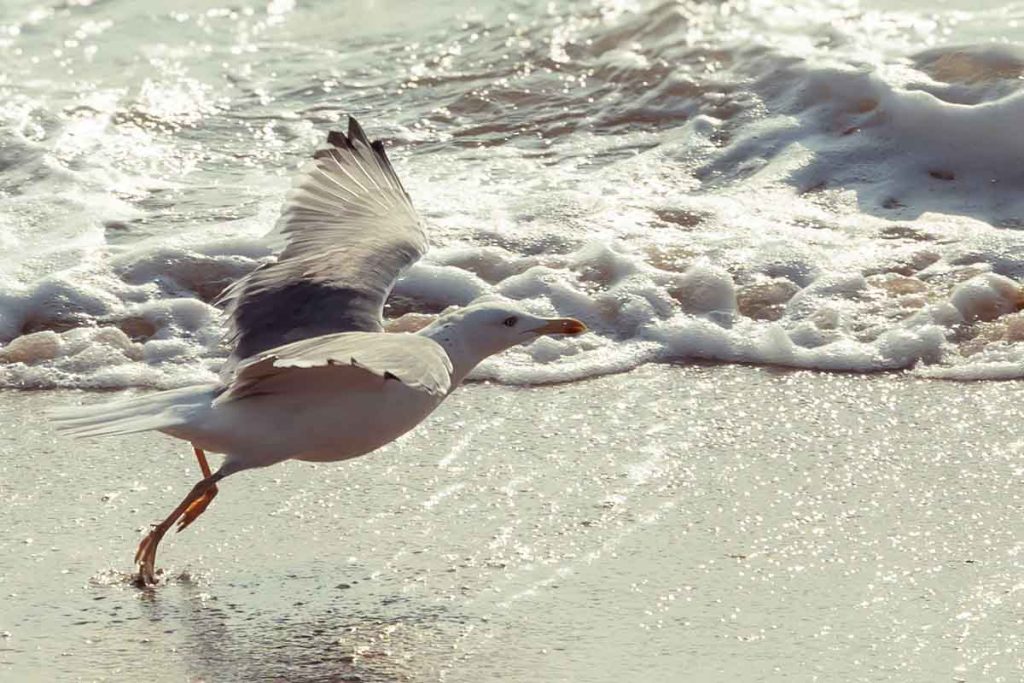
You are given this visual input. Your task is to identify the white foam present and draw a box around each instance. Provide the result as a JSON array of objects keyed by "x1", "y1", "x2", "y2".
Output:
[
  {"x1": 949, "y1": 273, "x2": 1021, "y2": 323},
  {"x1": 918, "y1": 361, "x2": 1024, "y2": 381},
  {"x1": 393, "y1": 262, "x2": 489, "y2": 309},
  {"x1": 670, "y1": 264, "x2": 737, "y2": 319},
  {"x1": 7, "y1": 220, "x2": 1024, "y2": 388},
  {"x1": 5, "y1": 0, "x2": 1024, "y2": 388}
]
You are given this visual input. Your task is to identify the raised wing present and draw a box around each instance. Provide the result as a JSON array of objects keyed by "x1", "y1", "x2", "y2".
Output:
[
  {"x1": 217, "y1": 331, "x2": 453, "y2": 403},
  {"x1": 218, "y1": 117, "x2": 427, "y2": 368}
]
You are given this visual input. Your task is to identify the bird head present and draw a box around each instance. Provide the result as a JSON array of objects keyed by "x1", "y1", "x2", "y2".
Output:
[{"x1": 423, "y1": 302, "x2": 587, "y2": 360}]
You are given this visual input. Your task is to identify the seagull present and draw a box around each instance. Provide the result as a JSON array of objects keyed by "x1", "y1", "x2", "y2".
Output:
[{"x1": 53, "y1": 117, "x2": 586, "y2": 586}]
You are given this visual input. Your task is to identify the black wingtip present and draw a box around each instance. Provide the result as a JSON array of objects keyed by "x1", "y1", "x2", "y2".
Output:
[
  {"x1": 325, "y1": 130, "x2": 350, "y2": 149},
  {"x1": 324, "y1": 116, "x2": 371, "y2": 149},
  {"x1": 320, "y1": 117, "x2": 398, "y2": 175},
  {"x1": 347, "y1": 116, "x2": 370, "y2": 146}
]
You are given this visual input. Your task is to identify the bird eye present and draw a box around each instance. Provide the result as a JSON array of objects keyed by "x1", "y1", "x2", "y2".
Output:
[{"x1": 502, "y1": 316, "x2": 518, "y2": 327}]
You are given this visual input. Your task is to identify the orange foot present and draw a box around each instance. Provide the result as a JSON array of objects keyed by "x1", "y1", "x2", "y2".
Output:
[
  {"x1": 175, "y1": 484, "x2": 218, "y2": 533},
  {"x1": 132, "y1": 472, "x2": 222, "y2": 588},
  {"x1": 134, "y1": 527, "x2": 164, "y2": 587}
]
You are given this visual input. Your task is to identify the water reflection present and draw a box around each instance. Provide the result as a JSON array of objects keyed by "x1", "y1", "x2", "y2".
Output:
[{"x1": 135, "y1": 576, "x2": 466, "y2": 682}]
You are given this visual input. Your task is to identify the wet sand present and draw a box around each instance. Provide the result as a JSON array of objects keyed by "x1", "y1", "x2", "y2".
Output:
[{"x1": 2, "y1": 365, "x2": 1023, "y2": 681}]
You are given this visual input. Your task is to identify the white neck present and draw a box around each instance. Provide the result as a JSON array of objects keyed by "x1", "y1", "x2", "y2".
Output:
[{"x1": 418, "y1": 322, "x2": 488, "y2": 390}]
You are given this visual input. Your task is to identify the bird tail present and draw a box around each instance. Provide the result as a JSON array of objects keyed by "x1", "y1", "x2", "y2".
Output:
[{"x1": 50, "y1": 384, "x2": 219, "y2": 438}]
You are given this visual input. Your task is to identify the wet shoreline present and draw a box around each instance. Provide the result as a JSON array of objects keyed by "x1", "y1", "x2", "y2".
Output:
[{"x1": 3, "y1": 365, "x2": 1023, "y2": 681}]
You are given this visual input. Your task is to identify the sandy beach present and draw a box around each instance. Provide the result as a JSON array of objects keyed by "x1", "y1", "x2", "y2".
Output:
[{"x1": 3, "y1": 366, "x2": 1022, "y2": 681}]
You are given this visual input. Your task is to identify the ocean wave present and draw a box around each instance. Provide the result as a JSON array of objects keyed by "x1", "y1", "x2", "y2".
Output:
[
  {"x1": 4, "y1": 0, "x2": 1024, "y2": 388},
  {"x1": 5, "y1": 226, "x2": 1024, "y2": 388}
]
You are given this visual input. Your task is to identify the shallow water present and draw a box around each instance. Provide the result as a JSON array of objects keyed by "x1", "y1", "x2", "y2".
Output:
[
  {"x1": 5, "y1": 3, "x2": 1024, "y2": 681},
  {"x1": 3, "y1": 367, "x2": 1024, "y2": 681},
  {"x1": 3, "y1": 0, "x2": 1024, "y2": 387}
]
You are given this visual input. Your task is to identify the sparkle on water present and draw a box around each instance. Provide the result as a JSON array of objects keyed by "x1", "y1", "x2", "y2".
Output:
[
  {"x1": 4, "y1": 367, "x2": 1024, "y2": 680},
  {"x1": 3, "y1": 0, "x2": 1024, "y2": 680},
  {"x1": 3, "y1": 0, "x2": 1024, "y2": 387}
]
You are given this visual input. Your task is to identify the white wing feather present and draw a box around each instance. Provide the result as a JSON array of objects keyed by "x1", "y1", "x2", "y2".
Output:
[
  {"x1": 218, "y1": 117, "x2": 427, "y2": 369},
  {"x1": 217, "y1": 332, "x2": 453, "y2": 403}
]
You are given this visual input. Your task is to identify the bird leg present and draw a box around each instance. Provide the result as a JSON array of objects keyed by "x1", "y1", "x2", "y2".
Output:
[
  {"x1": 134, "y1": 471, "x2": 223, "y2": 587},
  {"x1": 193, "y1": 445, "x2": 213, "y2": 478},
  {"x1": 176, "y1": 486, "x2": 218, "y2": 533},
  {"x1": 176, "y1": 446, "x2": 218, "y2": 532}
]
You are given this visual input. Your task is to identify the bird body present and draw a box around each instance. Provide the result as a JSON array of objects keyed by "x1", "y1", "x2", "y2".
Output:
[
  {"x1": 51, "y1": 117, "x2": 586, "y2": 585},
  {"x1": 167, "y1": 368, "x2": 442, "y2": 468}
]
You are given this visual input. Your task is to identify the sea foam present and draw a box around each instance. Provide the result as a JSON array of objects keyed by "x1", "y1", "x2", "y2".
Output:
[{"x1": 4, "y1": 0, "x2": 1024, "y2": 387}]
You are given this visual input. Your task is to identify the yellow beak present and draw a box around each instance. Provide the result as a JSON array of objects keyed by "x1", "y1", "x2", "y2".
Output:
[{"x1": 531, "y1": 318, "x2": 587, "y2": 336}]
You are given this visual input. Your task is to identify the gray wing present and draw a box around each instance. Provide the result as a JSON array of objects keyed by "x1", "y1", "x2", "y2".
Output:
[
  {"x1": 218, "y1": 117, "x2": 427, "y2": 368},
  {"x1": 216, "y1": 331, "x2": 453, "y2": 403}
]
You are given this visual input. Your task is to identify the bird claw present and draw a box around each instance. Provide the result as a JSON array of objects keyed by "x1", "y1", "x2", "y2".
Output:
[{"x1": 134, "y1": 531, "x2": 161, "y2": 587}]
